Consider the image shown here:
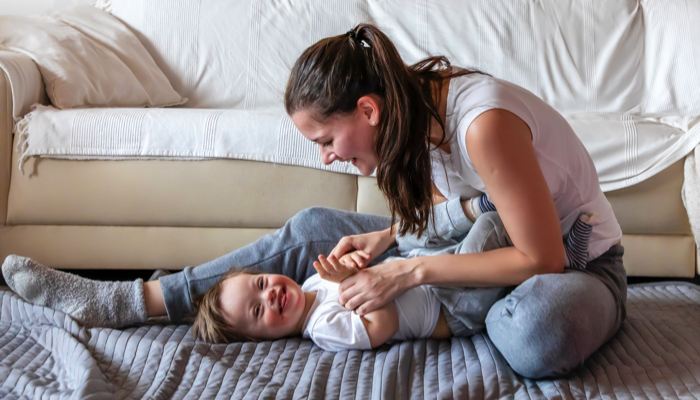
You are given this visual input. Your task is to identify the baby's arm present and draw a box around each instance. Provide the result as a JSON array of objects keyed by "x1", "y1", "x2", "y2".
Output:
[
  {"x1": 359, "y1": 301, "x2": 399, "y2": 348},
  {"x1": 313, "y1": 253, "x2": 362, "y2": 283},
  {"x1": 314, "y1": 249, "x2": 373, "y2": 282},
  {"x1": 315, "y1": 253, "x2": 399, "y2": 348}
]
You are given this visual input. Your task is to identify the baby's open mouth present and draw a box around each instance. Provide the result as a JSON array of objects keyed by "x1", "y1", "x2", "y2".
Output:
[{"x1": 279, "y1": 288, "x2": 287, "y2": 314}]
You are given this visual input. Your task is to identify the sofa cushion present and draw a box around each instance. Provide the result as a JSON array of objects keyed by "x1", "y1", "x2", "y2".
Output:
[
  {"x1": 605, "y1": 158, "x2": 692, "y2": 235},
  {"x1": 357, "y1": 157, "x2": 692, "y2": 236},
  {"x1": 0, "y1": 225, "x2": 276, "y2": 270},
  {"x1": 7, "y1": 136, "x2": 358, "y2": 228},
  {"x1": 0, "y1": 6, "x2": 185, "y2": 109}
]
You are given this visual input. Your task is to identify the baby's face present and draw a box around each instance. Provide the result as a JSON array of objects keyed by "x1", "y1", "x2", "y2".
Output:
[{"x1": 219, "y1": 273, "x2": 305, "y2": 340}]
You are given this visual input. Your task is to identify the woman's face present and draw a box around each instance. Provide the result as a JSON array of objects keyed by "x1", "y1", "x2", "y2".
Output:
[{"x1": 291, "y1": 96, "x2": 381, "y2": 176}]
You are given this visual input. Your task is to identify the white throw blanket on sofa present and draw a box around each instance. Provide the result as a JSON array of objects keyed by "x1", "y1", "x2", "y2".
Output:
[
  {"x1": 683, "y1": 146, "x2": 700, "y2": 252},
  {"x1": 15, "y1": 104, "x2": 700, "y2": 192},
  {"x1": 15, "y1": 104, "x2": 361, "y2": 176}
]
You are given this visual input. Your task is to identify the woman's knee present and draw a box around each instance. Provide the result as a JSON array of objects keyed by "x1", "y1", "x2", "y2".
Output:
[
  {"x1": 290, "y1": 206, "x2": 335, "y2": 225},
  {"x1": 485, "y1": 273, "x2": 620, "y2": 379},
  {"x1": 285, "y1": 207, "x2": 348, "y2": 238},
  {"x1": 289, "y1": 206, "x2": 391, "y2": 238}
]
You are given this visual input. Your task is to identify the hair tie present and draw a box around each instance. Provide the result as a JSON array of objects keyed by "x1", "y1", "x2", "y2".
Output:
[{"x1": 347, "y1": 30, "x2": 358, "y2": 42}]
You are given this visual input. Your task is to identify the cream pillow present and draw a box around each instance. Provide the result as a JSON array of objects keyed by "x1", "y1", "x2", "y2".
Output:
[{"x1": 0, "y1": 5, "x2": 186, "y2": 109}]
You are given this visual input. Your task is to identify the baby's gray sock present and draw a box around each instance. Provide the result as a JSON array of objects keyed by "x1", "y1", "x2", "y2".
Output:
[{"x1": 2, "y1": 254, "x2": 147, "y2": 328}]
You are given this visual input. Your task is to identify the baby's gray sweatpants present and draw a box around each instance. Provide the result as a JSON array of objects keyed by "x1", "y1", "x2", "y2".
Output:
[{"x1": 160, "y1": 200, "x2": 626, "y2": 379}]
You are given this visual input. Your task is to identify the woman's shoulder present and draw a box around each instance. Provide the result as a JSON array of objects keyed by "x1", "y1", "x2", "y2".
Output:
[
  {"x1": 448, "y1": 66, "x2": 496, "y2": 82},
  {"x1": 445, "y1": 71, "x2": 515, "y2": 130},
  {"x1": 448, "y1": 71, "x2": 547, "y2": 133},
  {"x1": 448, "y1": 70, "x2": 513, "y2": 100}
]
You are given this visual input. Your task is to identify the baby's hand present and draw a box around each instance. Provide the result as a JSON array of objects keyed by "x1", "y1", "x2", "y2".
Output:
[
  {"x1": 313, "y1": 252, "x2": 367, "y2": 283},
  {"x1": 338, "y1": 250, "x2": 370, "y2": 270}
]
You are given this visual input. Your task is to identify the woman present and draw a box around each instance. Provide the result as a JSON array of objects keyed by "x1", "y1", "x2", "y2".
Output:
[{"x1": 2, "y1": 24, "x2": 626, "y2": 379}]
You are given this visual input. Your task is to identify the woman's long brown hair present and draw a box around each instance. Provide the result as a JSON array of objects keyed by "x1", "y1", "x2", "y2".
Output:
[{"x1": 285, "y1": 23, "x2": 482, "y2": 237}]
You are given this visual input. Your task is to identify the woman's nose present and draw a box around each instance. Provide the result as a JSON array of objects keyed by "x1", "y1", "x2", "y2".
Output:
[{"x1": 319, "y1": 146, "x2": 335, "y2": 165}]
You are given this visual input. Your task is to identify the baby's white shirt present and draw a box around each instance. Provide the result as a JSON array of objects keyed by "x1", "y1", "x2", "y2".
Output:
[
  {"x1": 300, "y1": 274, "x2": 371, "y2": 352},
  {"x1": 300, "y1": 268, "x2": 442, "y2": 352}
]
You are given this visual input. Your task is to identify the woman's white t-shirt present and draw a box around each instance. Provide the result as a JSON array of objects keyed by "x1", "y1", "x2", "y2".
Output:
[{"x1": 431, "y1": 72, "x2": 622, "y2": 262}]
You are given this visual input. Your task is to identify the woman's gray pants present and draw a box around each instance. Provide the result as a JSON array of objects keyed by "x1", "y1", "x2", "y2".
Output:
[{"x1": 160, "y1": 204, "x2": 626, "y2": 379}]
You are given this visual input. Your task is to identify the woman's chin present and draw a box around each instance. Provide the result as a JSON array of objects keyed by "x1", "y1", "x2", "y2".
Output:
[{"x1": 355, "y1": 162, "x2": 376, "y2": 176}]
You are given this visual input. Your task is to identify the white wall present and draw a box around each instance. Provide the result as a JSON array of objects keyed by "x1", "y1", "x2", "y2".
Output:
[{"x1": 1, "y1": 0, "x2": 93, "y2": 15}]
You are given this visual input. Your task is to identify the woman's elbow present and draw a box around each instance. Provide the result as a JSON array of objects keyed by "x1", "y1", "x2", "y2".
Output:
[
  {"x1": 538, "y1": 258, "x2": 565, "y2": 274},
  {"x1": 528, "y1": 246, "x2": 566, "y2": 275},
  {"x1": 535, "y1": 250, "x2": 566, "y2": 274}
]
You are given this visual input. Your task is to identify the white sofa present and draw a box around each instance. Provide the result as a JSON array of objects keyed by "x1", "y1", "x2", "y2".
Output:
[{"x1": 0, "y1": 0, "x2": 697, "y2": 279}]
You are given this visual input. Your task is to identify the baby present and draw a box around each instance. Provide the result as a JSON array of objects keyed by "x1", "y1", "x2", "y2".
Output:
[
  {"x1": 191, "y1": 196, "x2": 596, "y2": 351},
  {"x1": 191, "y1": 252, "x2": 452, "y2": 351}
]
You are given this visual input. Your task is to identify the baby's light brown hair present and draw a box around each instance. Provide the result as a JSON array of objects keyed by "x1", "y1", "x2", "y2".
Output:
[{"x1": 190, "y1": 268, "x2": 263, "y2": 344}]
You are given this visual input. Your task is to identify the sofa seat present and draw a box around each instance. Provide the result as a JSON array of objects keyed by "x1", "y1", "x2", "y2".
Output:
[{"x1": 8, "y1": 141, "x2": 358, "y2": 229}]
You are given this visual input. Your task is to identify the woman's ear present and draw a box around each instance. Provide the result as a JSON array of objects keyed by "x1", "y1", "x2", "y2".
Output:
[{"x1": 356, "y1": 95, "x2": 381, "y2": 126}]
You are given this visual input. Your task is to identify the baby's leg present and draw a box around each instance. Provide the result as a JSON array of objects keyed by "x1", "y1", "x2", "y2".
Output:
[
  {"x1": 435, "y1": 212, "x2": 597, "y2": 336},
  {"x1": 432, "y1": 212, "x2": 511, "y2": 336},
  {"x1": 564, "y1": 213, "x2": 596, "y2": 270},
  {"x1": 396, "y1": 197, "x2": 473, "y2": 256},
  {"x1": 456, "y1": 200, "x2": 595, "y2": 269}
]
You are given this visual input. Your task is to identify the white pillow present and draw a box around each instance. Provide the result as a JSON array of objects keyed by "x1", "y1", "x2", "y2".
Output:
[{"x1": 0, "y1": 5, "x2": 186, "y2": 109}]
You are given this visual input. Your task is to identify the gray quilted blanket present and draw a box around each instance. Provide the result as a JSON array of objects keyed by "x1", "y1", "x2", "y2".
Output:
[{"x1": 2, "y1": 282, "x2": 700, "y2": 399}]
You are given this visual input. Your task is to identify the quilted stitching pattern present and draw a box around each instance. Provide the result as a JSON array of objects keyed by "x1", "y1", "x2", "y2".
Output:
[{"x1": 1, "y1": 283, "x2": 700, "y2": 399}]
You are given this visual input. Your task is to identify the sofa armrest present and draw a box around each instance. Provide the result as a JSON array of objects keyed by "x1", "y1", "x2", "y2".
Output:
[
  {"x1": 0, "y1": 70, "x2": 13, "y2": 226},
  {"x1": 0, "y1": 51, "x2": 46, "y2": 226},
  {"x1": 0, "y1": 50, "x2": 47, "y2": 124}
]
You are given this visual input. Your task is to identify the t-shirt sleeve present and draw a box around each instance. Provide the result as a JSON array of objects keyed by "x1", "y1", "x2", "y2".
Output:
[
  {"x1": 305, "y1": 302, "x2": 372, "y2": 352},
  {"x1": 455, "y1": 82, "x2": 538, "y2": 173}
]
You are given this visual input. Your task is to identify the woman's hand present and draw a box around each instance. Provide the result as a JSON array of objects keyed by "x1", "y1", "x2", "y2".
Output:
[
  {"x1": 338, "y1": 257, "x2": 417, "y2": 315},
  {"x1": 329, "y1": 228, "x2": 396, "y2": 269}
]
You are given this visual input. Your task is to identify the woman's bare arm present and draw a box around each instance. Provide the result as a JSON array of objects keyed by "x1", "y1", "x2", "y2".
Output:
[
  {"x1": 467, "y1": 109, "x2": 565, "y2": 271},
  {"x1": 338, "y1": 109, "x2": 566, "y2": 314},
  {"x1": 412, "y1": 108, "x2": 565, "y2": 286}
]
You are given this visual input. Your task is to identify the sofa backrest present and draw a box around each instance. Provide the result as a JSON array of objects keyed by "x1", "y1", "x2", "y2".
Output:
[{"x1": 96, "y1": 0, "x2": 700, "y2": 117}]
